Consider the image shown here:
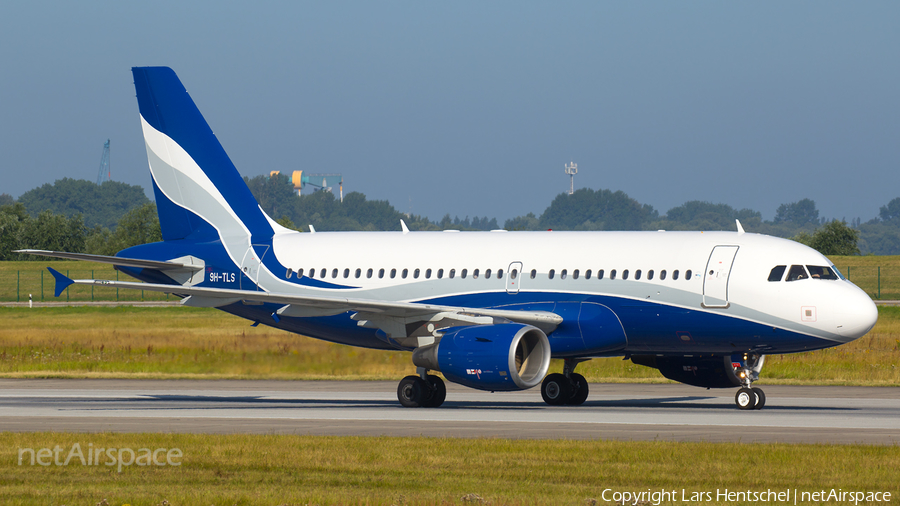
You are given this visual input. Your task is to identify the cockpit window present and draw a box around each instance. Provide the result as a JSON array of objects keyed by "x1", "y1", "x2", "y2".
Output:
[
  {"x1": 831, "y1": 265, "x2": 846, "y2": 280},
  {"x1": 768, "y1": 265, "x2": 786, "y2": 282},
  {"x1": 785, "y1": 265, "x2": 808, "y2": 282},
  {"x1": 807, "y1": 265, "x2": 839, "y2": 280}
]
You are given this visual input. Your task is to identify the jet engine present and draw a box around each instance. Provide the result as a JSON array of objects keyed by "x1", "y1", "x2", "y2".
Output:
[{"x1": 412, "y1": 323, "x2": 551, "y2": 391}]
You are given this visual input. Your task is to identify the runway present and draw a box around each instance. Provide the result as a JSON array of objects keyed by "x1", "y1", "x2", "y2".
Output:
[{"x1": 0, "y1": 379, "x2": 898, "y2": 444}]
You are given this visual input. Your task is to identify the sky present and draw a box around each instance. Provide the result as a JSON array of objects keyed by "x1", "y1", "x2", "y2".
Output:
[{"x1": 1, "y1": 2, "x2": 898, "y2": 225}]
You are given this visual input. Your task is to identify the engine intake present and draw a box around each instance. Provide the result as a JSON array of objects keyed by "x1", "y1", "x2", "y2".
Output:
[{"x1": 412, "y1": 323, "x2": 551, "y2": 391}]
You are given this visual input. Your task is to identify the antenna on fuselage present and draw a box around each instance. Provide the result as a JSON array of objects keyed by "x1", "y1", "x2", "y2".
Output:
[{"x1": 736, "y1": 220, "x2": 745, "y2": 235}]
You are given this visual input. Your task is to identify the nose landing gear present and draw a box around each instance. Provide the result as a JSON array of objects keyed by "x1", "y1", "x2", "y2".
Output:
[
  {"x1": 541, "y1": 358, "x2": 590, "y2": 406},
  {"x1": 734, "y1": 354, "x2": 766, "y2": 410}
]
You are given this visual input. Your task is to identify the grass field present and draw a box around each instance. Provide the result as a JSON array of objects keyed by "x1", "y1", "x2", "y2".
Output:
[
  {"x1": 2, "y1": 256, "x2": 900, "y2": 301},
  {"x1": 0, "y1": 305, "x2": 898, "y2": 385},
  {"x1": 2, "y1": 432, "x2": 898, "y2": 505}
]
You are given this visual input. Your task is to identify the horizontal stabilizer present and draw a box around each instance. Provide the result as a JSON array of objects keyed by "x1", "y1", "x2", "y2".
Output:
[
  {"x1": 47, "y1": 267, "x2": 75, "y2": 297},
  {"x1": 15, "y1": 250, "x2": 203, "y2": 271}
]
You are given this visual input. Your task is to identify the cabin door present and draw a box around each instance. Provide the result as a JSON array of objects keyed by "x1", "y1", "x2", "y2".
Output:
[
  {"x1": 240, "y1": 244, "x2": 269, "y2": 291},
  {"x1": 702, "y1": 245, "x2": 739, "y2": 308}
]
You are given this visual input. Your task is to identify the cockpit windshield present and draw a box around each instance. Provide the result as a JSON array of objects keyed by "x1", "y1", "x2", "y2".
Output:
[
  {"x1": 830, "y1": 265, "x2": 846, "y2": 280},
  {"x1": 807, "y1": 265, "x2": 839, "y2": 280},
  {"x1": 785, "y1": 265, "x2": 808, "y2": 281}
]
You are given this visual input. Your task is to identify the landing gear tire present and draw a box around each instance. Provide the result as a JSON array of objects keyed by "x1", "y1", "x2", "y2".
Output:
[
  {"x1": 735, "y1": 387, "x2": 757, "y2": 410},
  {"x1": 541, "y1": 373, "x2": 571, "y2": 405},
  {"x1": 565, "y1": 373, "x2": 589, "y2": 406},
  {"x1": 422, "y1": 375, "x2": 446, "y2": 408},
  {"x1": 752, "y1": 387, "x2": 766, "y2": 410},
  {"x1": 398, "y1": 375, "x2": 425, "y2": 407},
  {"x1": 398, "y1": 374, "x2": 446, "y2": 408}
]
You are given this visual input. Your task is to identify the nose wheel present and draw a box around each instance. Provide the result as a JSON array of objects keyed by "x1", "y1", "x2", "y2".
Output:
[{"x1": 733, "y1": 353, "x2": 766, "y2": 410}]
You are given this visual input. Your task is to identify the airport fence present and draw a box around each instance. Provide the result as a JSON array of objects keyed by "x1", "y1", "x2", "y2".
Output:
[
  {"x1": 0, "y1": 268, "x2": 172, "y2": 303},
  {"x1": 0, "y1": 265, "x2": 897, "y2": 302}
]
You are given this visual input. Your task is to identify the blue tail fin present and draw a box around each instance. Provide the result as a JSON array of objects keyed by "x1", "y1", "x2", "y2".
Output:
[{"x1": 132, "y1": 67, "x2": 277, "y2": 243}]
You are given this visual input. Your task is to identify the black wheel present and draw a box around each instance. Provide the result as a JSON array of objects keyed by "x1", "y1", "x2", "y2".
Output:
[
  {"x1": 735, "y1": 387, "x2": 757, "y2": 410},
  {"x1": 565, "y1": 373, "x2": 589, "y2": 405},
  {"x1": 541, "y1": 373, "x2": 571, "y2": 406},
  {"x1": 421, "y1": 375, "x2": 446, "y2": 407},
  {"x1": 397, "y1": 375, "x2": 426, "y2": 407},
  {"x1": 752, "y1": 387, "x2": 766, "y2": 410}
]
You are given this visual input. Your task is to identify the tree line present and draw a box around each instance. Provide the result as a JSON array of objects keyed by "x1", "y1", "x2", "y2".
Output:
[{"x1": 3, "y1": 176, "x2": 900, "y2": 259}]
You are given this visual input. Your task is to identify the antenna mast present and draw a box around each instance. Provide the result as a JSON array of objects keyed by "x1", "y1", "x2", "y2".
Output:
[
  {"x1": 96, "y1": 139, "x2": 110, "y2": 185},
  {"x1": 564, "y1": 161, "x2": 577, "y2": 195}
]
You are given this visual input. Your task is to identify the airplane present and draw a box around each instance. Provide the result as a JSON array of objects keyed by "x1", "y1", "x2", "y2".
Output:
[{"x1": 20, "y1": 66, "x2": 878, "y2": 410}]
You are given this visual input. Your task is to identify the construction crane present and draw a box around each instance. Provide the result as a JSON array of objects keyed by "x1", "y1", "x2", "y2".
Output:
[
  {"x1": 96, "y1": 139, "x2": 110, "y2": 185},
  {"x1": 270, "y1": 170, "x2": 344, "y2": 202}
]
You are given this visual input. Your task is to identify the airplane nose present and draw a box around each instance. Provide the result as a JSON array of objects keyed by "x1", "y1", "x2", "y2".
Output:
[{"x1": 836, "y1": 286, "x2": 878, "y2": 340}]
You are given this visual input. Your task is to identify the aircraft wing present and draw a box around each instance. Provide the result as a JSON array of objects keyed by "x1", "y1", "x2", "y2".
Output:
[
  {"x1": 16, "y1": 250, "x2": 203, "y2": 271},
  {"x1": 47, "y1": 268, "x2": 562, "y2": 346}
]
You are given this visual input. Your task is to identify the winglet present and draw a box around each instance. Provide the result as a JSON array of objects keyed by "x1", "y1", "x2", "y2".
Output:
[
  {"x1": 736, "y1": 219, "x2": 745, "y2": 235},
  {"x1": 400, "y1": 219, "x2": 409, "y2": 234},
  {"x1": 47, "y1": 267, "x2": 74, "y2": 297}
]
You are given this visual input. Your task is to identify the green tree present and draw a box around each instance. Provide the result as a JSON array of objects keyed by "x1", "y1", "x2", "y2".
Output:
[
  {"x1": 17, "y1": 178, "x2": 150, "y2": 229},
  {"x1": 878, "y1": 197, "x2": 900, "y2": 223},
  {"x1": 504, "y1": 212, "x2": 541, "y2": 231},
  {"x1": 793, "y1": 220, "x2": 860, "y2": 256},
  {"x1": 661, "y1": 201, "x2": 761, "y2": 231},
  {"x1": 539, "y1": 188, "x2": 656, "y2": 231},
  {"x1": 774, "y1": 199, "x2": 819, "y2": 226},
  {"x1": 17, "y1": 210, "x2": 86, "y2": 258},
  {"x1": 84, "y1": 202, "x2": 162, "y2": 256},
  {"x1": 0, "y1": 193, "x2": 13, "y2": 206}
]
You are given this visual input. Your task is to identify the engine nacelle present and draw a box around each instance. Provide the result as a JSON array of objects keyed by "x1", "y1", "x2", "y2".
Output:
[
  {"x1": 412, "y1": 323, "x2": 551, "y2": 391},
  {"x1": 631, "y1": 354, "x2": 764, "y2": 388}
]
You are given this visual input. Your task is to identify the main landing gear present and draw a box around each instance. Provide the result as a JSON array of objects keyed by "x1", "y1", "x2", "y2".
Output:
[
  {"x1": 734, "y1": 353, "x2": 766, "y2": 410},
  {"x1": 541, "y1": 358, "x2": 590, "y2": 406},
  {"x1": 397, "y1": 368, "x2": 447, "y2": 407}
]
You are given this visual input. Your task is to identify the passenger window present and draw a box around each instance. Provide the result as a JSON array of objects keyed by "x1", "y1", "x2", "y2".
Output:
[
  {"x1": 610, "y1": 269, "x2": 617, "y2": 280},
  {"x1": 549, "y1": 269, "x2": 555, "y2": 279},
  {"x1": 511, "y1": 269, "x2": 518, "y2": 280},
  {"x1": 648, "y1": 270, "x2": 654, "y2": 280},
  {"x1": 786, "y1": 265, "x2": 808, "y2": 282},
  {"x1": 320, "y1": 268, "x2": 327, "y2": 278},
  {"x1": 473, "y1": 269, "x2": 480, "y2": 279},
  {"x1": 355, "y1": 268, "x2": 361, "y2": 278},
  {"x1": 437, "y1": 269, "x2": 443, "y2": 279},
  {"x1": 298, "y1": 268, "x2": 304, "y2": 278},
  {"x1": 561, "y1": 269, "x2": 568, "y2": 279},
  {"x1": 635, "y1": 269, "x2": 642, "y2": 280},
  {"x1": 686, "y1": 269, "x2": 692, "y2": 280},
  {"x1": 768, "y1": 266, "x2": 786, "y2": 282},
  {"x1": 497, "y1": 269, "x2": 503, "y2": 279},
  {"x1": 585, "y1": 269, "x2": 592, "y2": 279},
  {"x1": 379, "y1": 268, "x2": 385, "y2": 279},
  {"x1": 390, "y1": 268, "x2": 397, "y2": 279},
  {"x1": 623, "y1": 269, "x2": 629, "y2": 280},
  {"x1": 367, "y1": 268, "x2": 373, "y2": 278},
  {"x1": 286, "y1": 268, "x2": 293, "y2": 279},
  {"x1": 425, "y1": 268, "x2": 431, "y2": 279},
  {"x1": 673, "y1": 270, "x2": 679, "y2": 280},
  {"x1": 660, "y1": 270, "x2": 667, "y2": 280},
  {"x1": 807, "y1": 265, "x2": 838, "y2": 280},
  {"x1": 309, "y1": 268, "x2": 315, "y2": 279},
  {"x1": 414, "y1": 268, "x2": 420, "y2": 279},
  {"x1": 485, "y1": 269, "x2": 492, "y2": 278},
  {"x1": 334, "y1": 269, "x2": 340, "y2": 278},
  {"x1": 449, "y1": 269, "x2": 455, "y2": 279},
  {"x1": 402, "y1": 268, "x2": 409, "y2": 279},
  {"x1": 530, "y1": 269, "x2": 537, "y2": 279},
  {"x1": 598, "y1": 269, "x2": 605, "y2": 280},
  {"x1": 462, "y1": 268, "x2": 468, "y2": 279},
  {"x1": 573, "y1": 269, "x2": 580, "y2": 279}
]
